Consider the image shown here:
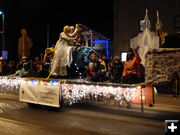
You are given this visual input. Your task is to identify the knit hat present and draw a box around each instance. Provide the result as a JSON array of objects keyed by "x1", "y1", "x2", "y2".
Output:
[
  {"x1": 22, "y1": 56, "x2": 27, "y2": 60},
  {"x1": 114, "y1": 56, "x2": 120, "y2": 61}
]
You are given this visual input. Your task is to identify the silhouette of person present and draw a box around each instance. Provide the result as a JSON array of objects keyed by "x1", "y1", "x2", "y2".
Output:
[{"x1": 18, "y1": 28, "x2": 33, "y2": 60}]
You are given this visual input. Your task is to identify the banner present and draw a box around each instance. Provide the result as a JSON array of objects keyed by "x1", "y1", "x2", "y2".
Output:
[{"x1": 19, "y1": 79, "x2": 60, "y2": 107}]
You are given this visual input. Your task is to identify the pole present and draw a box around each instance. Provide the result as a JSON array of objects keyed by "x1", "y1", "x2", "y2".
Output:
[
  {"x1": 2, "y1": 13, "x2": 5, "y2": 51},
  {"x1": 174, "y1": 79, "x2": 178, "y2": 98},
  {"x1": 141, "y1": 88, "x2": 144, "y2": 112},
  {"x1": 137, "y1": 85, "x2": 144, "y2": 112},
  {"x1": 47, "y1": 24, "x2": 49, "y2": 48}
]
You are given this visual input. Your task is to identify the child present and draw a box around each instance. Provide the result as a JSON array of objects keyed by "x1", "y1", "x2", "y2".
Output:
[{"x1": 86, "y1": 53, "x2": 100, "y2": 82}]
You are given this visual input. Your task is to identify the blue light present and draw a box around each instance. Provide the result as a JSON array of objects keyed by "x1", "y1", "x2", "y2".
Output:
[
  {"x1": 92, "y1": 40, "x2": 109, "y2": 58},
  {"x1": 32, "y1": 79, "x2": 37, "y2": 83},
  {"x1": 92, "y1": 40, "x2": 108, "y2": 44},
  {"x1": 0, "y1": 11, "x2": 3, "y2": 15},
  {"x1": 54, "y1": 81, "x2": 59, "y2": 83},
  {"x1": 50, "y1": 80, "x2": 59, "y2": 84}
]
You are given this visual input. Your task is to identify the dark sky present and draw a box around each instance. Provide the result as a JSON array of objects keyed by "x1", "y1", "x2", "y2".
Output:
[{"x1": 0, "y1": 0, "x2": 113, "y2": 60}]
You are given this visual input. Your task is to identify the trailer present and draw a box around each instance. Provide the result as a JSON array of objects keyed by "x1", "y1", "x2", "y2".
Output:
[{"x1": 0, "y1": 76, "x2": 154, "y2": 111}]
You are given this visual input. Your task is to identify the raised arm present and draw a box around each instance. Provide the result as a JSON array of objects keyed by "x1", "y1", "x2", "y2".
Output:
[
  {"x1": 134, "y1": 46, "x2": 141, "y2": 63},
  {"x1": 68, "y1": 24, "x2": 79, "y2": 37},
  {"x1": 133, "y1": 46, "x2": 141, "y2": 78},
  {"x1": 61, "y1": 32, "x2": 76, "y2": 41}
]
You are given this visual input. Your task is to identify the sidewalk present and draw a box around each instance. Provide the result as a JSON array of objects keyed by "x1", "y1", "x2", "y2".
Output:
[{"x1": 132, "y1": 94, "x2": 180, "y2": 113}]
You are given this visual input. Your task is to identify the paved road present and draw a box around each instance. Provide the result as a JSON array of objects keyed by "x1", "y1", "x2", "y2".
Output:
[{"x1": 0, "y1": 97, "x2": 166, "y2": 135}]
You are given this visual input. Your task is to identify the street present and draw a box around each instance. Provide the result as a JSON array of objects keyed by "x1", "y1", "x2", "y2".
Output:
[{"x1": 0, "y1": 95, "x2": 166, "y2": 135}]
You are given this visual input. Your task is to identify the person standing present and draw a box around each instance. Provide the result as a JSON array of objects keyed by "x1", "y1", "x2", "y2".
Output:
[{"x1": 48, "y1": 24, "x2": 80, "y2": 78}]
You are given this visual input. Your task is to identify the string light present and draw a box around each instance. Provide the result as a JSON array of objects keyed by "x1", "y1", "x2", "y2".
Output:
[
  {"x1": 61, "y1": 82, "x2": 138, "y2": 105},
  {"x1": 0, "y1": 77, "x2": 21, "y2": 94},
  {"x1": 0, "y1": 77, "x2": 139, "y2": 106}
]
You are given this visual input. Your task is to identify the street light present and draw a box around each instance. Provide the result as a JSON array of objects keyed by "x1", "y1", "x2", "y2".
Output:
[{"x1": 0, "y1": 10, "x2": 6, "y2": 59}]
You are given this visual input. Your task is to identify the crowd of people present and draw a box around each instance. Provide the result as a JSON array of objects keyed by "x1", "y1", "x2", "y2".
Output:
[
  {"x1": 0, "y1": 46, "x2": 144, "y2": 84},
  {"x1": 0, "y1": 55, "x2": 50, "y2": 78},
  {"x1": 86, "y1": 46, "x2": 144, "y2": 84},
  {"x1": 0, "y1": 24, "x2": 145, "y2": 84}
]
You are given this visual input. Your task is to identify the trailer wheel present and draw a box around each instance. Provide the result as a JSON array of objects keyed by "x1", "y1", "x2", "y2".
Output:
[
  {"x1": 27, "y1": 103, "x2": 40, "y2": 108},
  {"x1": 56, "y1": 96, "x2": 64, "y2": 112}
]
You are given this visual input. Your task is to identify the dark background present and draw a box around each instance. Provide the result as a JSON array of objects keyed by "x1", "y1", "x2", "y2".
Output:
[{"x1": 0, "y1": 0, "x2": 113, "y2": 61}]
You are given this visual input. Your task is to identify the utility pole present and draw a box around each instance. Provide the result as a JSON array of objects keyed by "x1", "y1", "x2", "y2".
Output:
[{"x1": 0, "y1": 11, "x2": 5, "y2": 51}]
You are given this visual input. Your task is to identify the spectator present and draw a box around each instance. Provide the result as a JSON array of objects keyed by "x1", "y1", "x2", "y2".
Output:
[
  {"x1": 6, "y1": 60, "x2": 16, "y2": 75},
  {"x1": 1, "y1": 60, "x2": 9, "y2": 76},
  {"x1": 14, "y1": 56, "x2": 31, "y2": 77},
  {"x1": 34, "y1": 57, "x2": 43, "y2": 72}
]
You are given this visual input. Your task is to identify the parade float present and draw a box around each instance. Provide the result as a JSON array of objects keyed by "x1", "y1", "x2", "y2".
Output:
[
  {"x1": 4, "y1": 11, "x2": 175, "y2": 111},
  {"x1": 0, "y1": 24, "x2": 153, "y2": 112}
]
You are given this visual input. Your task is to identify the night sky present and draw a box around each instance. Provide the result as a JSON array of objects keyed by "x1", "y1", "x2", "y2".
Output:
[{"x1": 0, "y1": 0, "x2": 113, "y2": 61}]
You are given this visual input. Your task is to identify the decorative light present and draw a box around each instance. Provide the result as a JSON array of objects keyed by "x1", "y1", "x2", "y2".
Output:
[
  {"x1": 32, "y1": 79, "x2": 38, "y2": 84},
  {"x1": 0, "y1": 77, "x2": 139, "y2": 106},
  {"x1": 61, "y1": 82, "x2": 138, "y2": 105},
  {"x1": 0, "y1": 11, "x2": 3, "y2": 15},
  {"x1": 50, "y1": 80, "x2": 59, "y2": 84},
  {"x1": 136, "y1": 85, "x2": 141, "y2": 89},
  {"x1": 92, "y1": 40, "x2": 109, "y2": 58},
  {"x1": 40, "y1": 81, "x2": 44, "y2": 85},
  {"x1": 0, "y1": 77, "x2": 21, "y2": 94}
]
